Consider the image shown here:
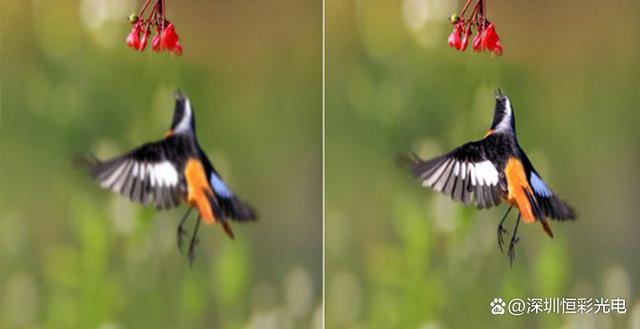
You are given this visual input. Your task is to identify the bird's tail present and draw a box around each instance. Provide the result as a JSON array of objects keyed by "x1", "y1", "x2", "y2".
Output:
[
  {"x1": 218, "y1": 196, "x2": 257, "y2": 222},
  {"x1": 204, "y1": 189, "x2": 234, "y2": 239}
]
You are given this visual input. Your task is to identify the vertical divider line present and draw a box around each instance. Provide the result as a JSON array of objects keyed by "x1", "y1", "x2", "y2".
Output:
[{"x1": 321, "y1": 0, "x2": 326, "y2": 326}]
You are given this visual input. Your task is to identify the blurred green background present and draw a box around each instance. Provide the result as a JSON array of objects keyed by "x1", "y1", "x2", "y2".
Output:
[
  {"x1": 1, "y1": 0, "x2": 321, "y2": 328},
  {"x1": 326, "y1": 0, "x2": 639, "y2": 328}
]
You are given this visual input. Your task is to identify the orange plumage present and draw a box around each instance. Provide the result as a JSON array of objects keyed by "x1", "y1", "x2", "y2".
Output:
[
  {"x1": 504, "y1": 157, "x2": 536, "y2": 223},
  {"x1": 184, "y1": 158, "x2": 216, "y2": 224}
]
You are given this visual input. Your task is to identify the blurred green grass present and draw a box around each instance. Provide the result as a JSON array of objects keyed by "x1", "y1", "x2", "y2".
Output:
[
  {"x1": 1, "y1": 0, "x2": 322, "y2": 328},
  {"x1": 326, "y1": 0, "x2": 639, "y2": 328}
]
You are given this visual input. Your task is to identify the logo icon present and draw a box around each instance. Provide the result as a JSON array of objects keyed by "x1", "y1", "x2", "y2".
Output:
[{"x1": 491, "y1": 298, "x2": 506, "y2": 315}]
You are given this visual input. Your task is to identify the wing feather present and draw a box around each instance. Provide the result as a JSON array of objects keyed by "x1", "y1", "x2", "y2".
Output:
[
  {"x1": 406, "y1": 140, "x2": 504, "y2": 209},
  {"x1": 529, "y1": 171, "x2": 576, "y2": 221},
  {"x1": 198, "y1": 152, "x2": 257, "y2": 222},
  {"x1": 85, "y1": 137, "x2": 189, "y2": 210}
]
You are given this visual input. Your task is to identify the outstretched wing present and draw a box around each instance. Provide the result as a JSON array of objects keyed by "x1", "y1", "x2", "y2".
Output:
[
  {"x1": 529, "y1": 171, "x2": 576, "y2": 221},
  {"x1": 210, "y1": 171, "x2": 257, "y2": 221},
  {"x1": 406, "y1": 140, "x2": 504, "y2": 209},
  {"x1": 199, "y1": 152, "x2": 257, "y2": 222},
  {"x1": 84, "y1": 137, "x2": 189, "y2": 209}
]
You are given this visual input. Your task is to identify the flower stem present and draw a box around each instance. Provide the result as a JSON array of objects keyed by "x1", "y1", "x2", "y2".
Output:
[
  {"x1": 162, "y1": 0, "x2": 166, "y2": 27},
  {"x1": 468, "y1": 2, "x2": 479, "y2": 27},
  {"x1": 149, "y1": 2, "x2": 159, "y2": 27},
  {"x1": 138, "y1": 0, "x2": 152, "y2": 17},
  {"x1": 459, "y1": 0, "x2": 474, "y2": 18}
]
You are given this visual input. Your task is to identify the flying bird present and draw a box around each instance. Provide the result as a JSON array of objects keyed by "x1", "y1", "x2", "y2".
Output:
[
  {"x1": 80, "y1": 91, "x2": 256, "y2": 264},
  {"x1": 402, "y1": 89, "x2": 575, "y2": 265}
]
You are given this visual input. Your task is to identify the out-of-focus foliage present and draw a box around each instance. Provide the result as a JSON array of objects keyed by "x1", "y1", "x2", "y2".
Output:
[
  {"x1": 0, "y1": 0, "x2": 322, "y2": 328},
  {"x1": 326, "y1": 0, "x2": 639, "y2": 328}
]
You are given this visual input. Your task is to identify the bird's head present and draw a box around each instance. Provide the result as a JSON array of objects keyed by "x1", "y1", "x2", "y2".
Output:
[
  {"x1": 167, "y1": 89, "x2": 196, "y2": 136},
  {"x1": 489, "y1": 88, "x2": 515, "y2": 134}
]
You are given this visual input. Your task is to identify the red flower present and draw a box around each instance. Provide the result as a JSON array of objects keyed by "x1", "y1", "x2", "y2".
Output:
[
  {"x1": 126, "y1": 23, "x2": 141, "y2": 49},
  {"x1": 160, "y1": 23, "x2": 181, "y2": 54},
  {"x1": 481, "y1": 23, "x2": 502, "y2": 55},
  {"x1": 138, "y1": 28, "x2": 151, "y2": 51},
  {"x1": 125, "y1": 1, "x2": 184, "y2": 55},
  {"x1": 448, "y1": 23, "x2": 463, "y2": 50},
  {"x1": 472, "y1": 31, "x2": 483, "y2": 52},
  {"x1": 152, "y1": 30, "x2": 163, "y2": 52},
  {"x1": 446, "y1": 0, "x2": 504, "y2": 56},
  {"x1": 490, "y1": 40, "x2": 502, "y2": 55},
  {"x1": 460, "y1": 28, "x2": 471, "y2": 51}
]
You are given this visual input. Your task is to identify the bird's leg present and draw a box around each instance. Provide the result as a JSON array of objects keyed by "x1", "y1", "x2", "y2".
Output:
[
  {"x1": 188, "y1": 215, "x2": 202, "y2": 266},
  {"x1": 177, "y1": 208, "x2": 193, "y2": 254},
  {"x1": 508, "y1": 214, "x2": 521, "y2": 267},
  {"x1": 497, "y1": 207, "x2": 513, "y2": 253}
]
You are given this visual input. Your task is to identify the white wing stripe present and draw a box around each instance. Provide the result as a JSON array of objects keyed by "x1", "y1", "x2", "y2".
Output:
[
  {"x1": 421, "y1": 157, "x2": 500, "y2": 189},
  {"x1": 138, "y1": 163, "x2": 147, "y2": 180},
  {"x1": 470, "y1": 163, "x2": 477, "y2": 186},
  {"x1": 102, "y1": 160, "x2": 128, "y2": 188},
  {"x1": 478, "y1": 161, "x2": 491, "y2": 186},
  {"x1": 121, "y1": 161, "x2": 179, "y2": 188},
  {"x1": 476, "y1": 161, "x2": 490, "y2": 186},
  {"x1": 112, "y1": 160, "x2": 132, "y2": 192},
  {"x1": 153, "y1": 164, "x2": 163, "y2": 186},
  {"x1": 155, "y1": 162, "x2": 179, "y2": 187},
  {"x1": 132, "y1": 162, "x2": 139, "y2": 177},
  {"x1": 150, "y1": 164, "x2": 158, "y2": 187},
  {"x1": 424, "y1": 159, "x2": 450, "y2": 187},
  {"x1": 490, "y1": 162, "x2": 499, "y2": 185},
  {"x1": 452, "y1": 160, "x2": 499, "y2": 187},
  {"x1": 487, "y1": 162, "x2": 495, "y2": 185},
  {"x1": 477, "y1": 160, "x2": 499, "y2": 186},
  {"x1": 483, "y1": 162, "x2": 491, "y2": 185}
]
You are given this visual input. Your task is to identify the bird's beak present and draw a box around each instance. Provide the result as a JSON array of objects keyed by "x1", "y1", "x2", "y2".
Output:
[
  {"x1": 174, "y1": 89, "x2": 184, "y2": 100},
  {"x1": 495, "y1": 88, "x2": 503, "y2": 98}
]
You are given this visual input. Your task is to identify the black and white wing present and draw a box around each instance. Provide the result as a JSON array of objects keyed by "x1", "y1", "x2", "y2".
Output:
[
  {"x1": 406, "y1": 140, "x2": 504, "y2": 209},
  {"x1": 84, "y1": 138, "x2": 188, "y2": 209},
  {"x1": 529, "y1": 171, "x2": 576, "y2": 221}
]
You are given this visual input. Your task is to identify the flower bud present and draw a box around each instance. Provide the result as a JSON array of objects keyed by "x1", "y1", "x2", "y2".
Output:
[
  {"x1": 152, "y1": 31, "x2": 163, "y2": 52},
  {"x1": 138, "y1": 28, "x2": 151, "y2": 51},
  {"x1": 126, "y1": 24, "x2": 141, "y2": 49},
  {"x1": 128, "y1": 14, "x2": 139, "y2": 24},
  {"x1": 460, "y1": 28, "x2": 471, "y2": 51},
  {"x1": 472, "y1": 31, "x2": 483, "y2": 52},
  {"x1": 161, "y1": 23, "x2": 180, "y2": 51}
]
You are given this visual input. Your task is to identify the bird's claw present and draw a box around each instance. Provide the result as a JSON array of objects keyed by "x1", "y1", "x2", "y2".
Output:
[
  {"x1": 507, "y1": 236, "x2": 520, "y2": 267},
  {"x1": 187, "y1": 238, "x2": 200, "y2": 266},
  {"x1": 497, "y1": 225, "x2": 508, "y2": 253},
  {"x1": 177, "y1": 226, "x2": 188, "y2": 254}
]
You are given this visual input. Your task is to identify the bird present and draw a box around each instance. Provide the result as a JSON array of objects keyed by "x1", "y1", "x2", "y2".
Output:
[
  {"x1": 79, "y1": 90, "x2": 257, "y2": 264},
  {"x1": 401, "y1": 89, "x2": 576, "y2": 265}
]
